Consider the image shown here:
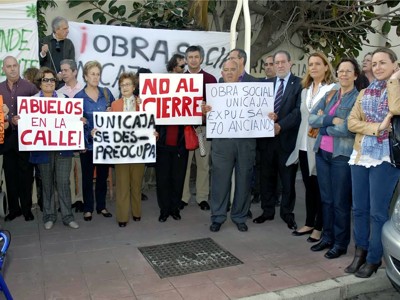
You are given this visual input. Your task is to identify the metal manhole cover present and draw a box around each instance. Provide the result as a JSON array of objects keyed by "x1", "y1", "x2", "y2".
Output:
[{"x1": 138, "y1": 238, "x2": 243, "y2": 278}]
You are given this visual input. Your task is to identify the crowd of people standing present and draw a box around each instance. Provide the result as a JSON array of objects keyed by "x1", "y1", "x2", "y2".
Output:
[{"x1": 1, "y1": 16, "x2": 400, "y2": 280}]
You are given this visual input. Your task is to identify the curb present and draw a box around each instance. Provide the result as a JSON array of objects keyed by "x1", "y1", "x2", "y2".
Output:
[{"x1": 240, "y1": 269, "x2": 392, "y2": 300}]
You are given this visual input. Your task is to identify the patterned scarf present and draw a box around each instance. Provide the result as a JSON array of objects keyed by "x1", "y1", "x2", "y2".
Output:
[{"x1": 361, "y1": 79, "x2": 389, "y2": 160}]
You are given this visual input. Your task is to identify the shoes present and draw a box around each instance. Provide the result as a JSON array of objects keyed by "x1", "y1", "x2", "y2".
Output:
[
  {"x1": 171, "y1": 212, "x2": 181, "y2": 220},
  {"x1": 119, "y1": 222, "x2": 127, "y2": 227},
  {"x1": 44, "y1": 221, "x2": 54, "y2": 230},
  {"x1": 236, "y1": 223, "x2": 248, "y2": 232},
  {"x1": 324, "y1": 247, "x2": 347, "y2": 259},
  {"x1": 345, "y1": 247, "x2": 367, "y2": 274},
  {"x1": 158, "y1": 215, "x2": 168, "y2": 222},
  {"x1": 247, "y1": 210, "x2": 253, "y2": 219},
  {"x1": 311, "y1": 240, "x2": 332, "y2": 252},
  {"x1": 141, "y1": 193, "x2": 148, "y2": 201},
  {"x1": 292, "y1": 228, "x2": 313, "y2": 236},
  {"x1": 199, "y1": 201, "x2": 210, "y2": 210},
  {"x1": 24, "y1": 211, "x2": 35, "y2": 221},
  {"x1": 210, "y1": 222, "x2": 222, "y2": 232},
  {"x1": 67, "y1": 221, "x2": 79, "y2": 229},
  {"x1": 355, "y1": 262, "x2": 382, "y2": 278},
  {"x1": 179, "y1": 200, "x2": 188, "y2": 210},
  {"x1": 253, "y1": 215, "x2": 274, "y2": 224},
  {"x1": 133, "y1": 216, "x2": 141, "y2": 222},
  {"x1": 307, "y1": 237, "x2": 321, "y2": 243},
  {"x1": 83, "y1": 212, "x2": 92, "y2": 221},
  {"x1": 97, "y1": 209, "x2": 112, "y2": 218},
  {"x1": 5, "y1": 211, "x2": 22, "y2": 222}
]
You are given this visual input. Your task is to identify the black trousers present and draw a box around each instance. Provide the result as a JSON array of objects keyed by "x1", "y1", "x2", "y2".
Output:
[
  {"x1": 259, "y1": 139, "x2": 297, "y2": 222},
  {"x1": 155, "y1": 147, "x2": 188, "y2": 217},
  {"x1": 3, "y1": 148, "x2": 33, "y2": 216},
  {"x1": 299, "y1": 150, "x2": 323, "y2": 230}
]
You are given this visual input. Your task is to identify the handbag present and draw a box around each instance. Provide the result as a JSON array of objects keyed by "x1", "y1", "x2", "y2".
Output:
[
  {"x1": 389, "y1": 115, "x2": 400, "y2": 168},
  {"x1": 307, "y1": 89, "x2": 338, "y2": 138},
  {"x1": 184, "y1": 126, "x2": 199, "y2": 150}
]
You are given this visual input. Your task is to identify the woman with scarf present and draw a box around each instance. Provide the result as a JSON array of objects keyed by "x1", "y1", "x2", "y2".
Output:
[
  {"x1": 110, "y1": 72, "x2": 145, "y2": 227},
  {"x1": 347, "y1": 48, "x2": 400, "y2": 278},
  {"x1": 308, "y1": 58, "x2": 360, "y2": 259}
]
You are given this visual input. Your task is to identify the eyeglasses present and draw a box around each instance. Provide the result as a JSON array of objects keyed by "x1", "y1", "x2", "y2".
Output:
[
  {"x1": 179, "y1": 64, "x2": 186, "y2": 68},
  {"x1": 337, "y1": 70, "x2": 354, "y2": 75},
  {"x1": 42, "y1": 78, "x2": 56, "y2": 83},
  {"x1": 264, "y1": 63, "x2": 274, "y2": 66},
  {"x1": 120, "y1": 83, "x2": 133, "y2": 88}
]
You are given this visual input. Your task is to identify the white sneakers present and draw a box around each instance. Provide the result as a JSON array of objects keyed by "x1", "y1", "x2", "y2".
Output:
[
  {"x1": 43, "y1": 221, "x2": 79, "y2": 230},
  {"x1": 44, "y1": 221, "x2": 54, "y2": 230},
  {"x1": 68, "y1": 221, "x2": 79, "y2": 229}
]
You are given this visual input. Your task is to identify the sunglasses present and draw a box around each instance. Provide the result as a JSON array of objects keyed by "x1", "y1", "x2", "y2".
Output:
[
  {"x1": 179, "y1": 64, "x2": 186, "y2": 68},
  {"x1": 42, "y1": 78, "x2": 56, "y2": 83}
]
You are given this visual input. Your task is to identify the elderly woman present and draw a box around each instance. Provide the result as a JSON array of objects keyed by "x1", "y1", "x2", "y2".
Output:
[
  {"x1": 308, "y1": 58, "x2": 360, "y2": 259},
  {"x1": 287, "y1": 52, "x2": 336, "y2": 242},
  {"x1": 347, "y1": 48, "x2": 400, "y2": 278},
  {"x1": 29, "y1": 67, "x2": 79, "y2": 230},
  {"x1": 110, "y1": 73, "x2": 145, "y2": 227},
  {"x1": 74, "y1": 61, "x2": 115, "y2": 221}
]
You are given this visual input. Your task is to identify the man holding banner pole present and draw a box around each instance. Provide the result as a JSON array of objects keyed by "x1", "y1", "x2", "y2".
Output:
[
  {"x1": 181, "y1": 45, "x2": 217, "y2": 211},
  {"x1": 0, "y1": 56, "x2": 38, "y2": 221},
  {"x1": 203, "y1": 59, "x2": 256, "y2": 232}
]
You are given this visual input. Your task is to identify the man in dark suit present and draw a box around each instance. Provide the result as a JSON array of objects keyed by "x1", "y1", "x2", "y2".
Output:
[{"x1": 253, "y1": 50, "x2": 301, "y2": 230}]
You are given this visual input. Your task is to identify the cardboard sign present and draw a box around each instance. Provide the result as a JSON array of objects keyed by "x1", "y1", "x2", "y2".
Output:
[
  {"x1": 140, "y1": 73, "x2": 203, "y2": 125},
  {"x1": 206, "y1": 82, "x2": 275, "y2": 138},
  {"x1": 93, "y1": 111, "x2": 156, "y2": 164},
  {"x1": 17, "y1": 97, "x2": 84, "y2": 151}
]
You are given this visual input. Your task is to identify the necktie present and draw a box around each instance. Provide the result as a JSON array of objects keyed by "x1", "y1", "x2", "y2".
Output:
[{"x1": 274, "y1": 78, "x2": 285, "y2": 114}]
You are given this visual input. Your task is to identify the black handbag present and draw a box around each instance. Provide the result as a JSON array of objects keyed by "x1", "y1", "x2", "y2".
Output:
[{"x1": 389, "y1": 115, "x2": 400, "y2": 168}]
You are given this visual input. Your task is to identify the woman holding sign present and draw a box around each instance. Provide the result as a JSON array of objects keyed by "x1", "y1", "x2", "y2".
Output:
[
  {"x1": 29, "y1": 67, "x2": 79, "y2": 230},
  {"x1": 110, "y1": 72, "x2": 145, "y2": 227},
  {"x1": 75, "y1": 61, "x2": 115, "y2": 222}
]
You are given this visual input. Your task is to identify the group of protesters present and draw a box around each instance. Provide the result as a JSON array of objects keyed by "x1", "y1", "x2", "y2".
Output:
[{"x1": 2, "y1": 16, "x2": 400, "y2": 280}]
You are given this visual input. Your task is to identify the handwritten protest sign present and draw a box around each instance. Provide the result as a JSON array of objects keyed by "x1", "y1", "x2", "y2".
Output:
[
  {"x1": 140, "y1": 73, "x2": 203, "y2": 125},
  {"x1": 93, "y1": 112, "x2": 156, "y2": 164},
  {"x1": 17, "y1": 97, "x2": 84, "y2": 151},
  {"x1": 206, "y1": 82, "x2": 275, "y2": 138}
]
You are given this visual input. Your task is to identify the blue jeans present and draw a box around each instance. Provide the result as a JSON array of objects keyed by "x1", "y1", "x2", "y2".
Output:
[
  {"x1": 316, "y1": 150, "x2": 352, "y2": 250},
  {"x1": 351, "y1": 162, "x2": 400, "y2": 264}
]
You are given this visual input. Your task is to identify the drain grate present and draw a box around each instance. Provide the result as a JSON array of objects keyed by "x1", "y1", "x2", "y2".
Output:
[{"x1": 138, "y1": 238, "x2": 243, "y2": 278}]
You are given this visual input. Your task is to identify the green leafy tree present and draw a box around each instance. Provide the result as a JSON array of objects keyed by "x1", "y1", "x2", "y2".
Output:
[
  {"x1": 37, "y1": 0, "x2": 58, "y2": 38},
  {"x1": 66, "y1": 0, "x2": 196, "y2": 29}
]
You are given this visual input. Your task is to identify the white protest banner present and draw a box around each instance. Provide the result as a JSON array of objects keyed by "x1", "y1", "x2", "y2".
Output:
[
  {"x1": 17, "y1": 97, "x2": 84, "y2": 151},
  {"x1": 206, "y1": 82, "x2": 275, "y2": 138},
  {"x1": 93, "y1": 111, "x2": 156, "y2": 164},
  {"x1": 68, "y1": 22, "x2": 230, "y2": 97},
  {"x1": 0, "y1": 0, "x2": 39, "y2": 81},
  {"x1": 140, "y1": 73, "x2": 203, "y2": 125}
]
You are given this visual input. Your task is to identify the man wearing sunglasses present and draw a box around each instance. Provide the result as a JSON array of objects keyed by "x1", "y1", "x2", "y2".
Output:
[
  {"x1": 0, "y1": 56, "x2": 38, "y2": 222},
  {"x1": 39, "y1": 16, "x2": 75, "y2": 84}
]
